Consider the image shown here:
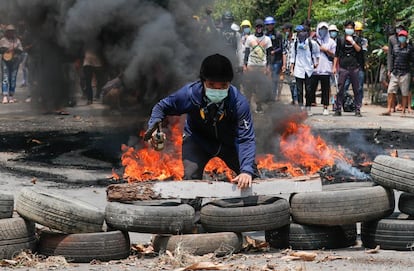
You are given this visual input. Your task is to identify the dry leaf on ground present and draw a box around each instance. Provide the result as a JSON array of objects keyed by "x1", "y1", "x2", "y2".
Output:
[{"x1": 365, "y1": 245, "x2": 380, "y2": 254}]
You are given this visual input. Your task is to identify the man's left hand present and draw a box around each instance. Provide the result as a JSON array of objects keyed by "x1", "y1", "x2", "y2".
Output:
[{"x1": 232, "y1": 173, "x2": 252, "y2": 189}]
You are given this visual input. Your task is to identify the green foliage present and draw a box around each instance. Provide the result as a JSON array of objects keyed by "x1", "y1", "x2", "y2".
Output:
[{"x1": 209, "y1": 0, "x2": 413, "y2": 84}]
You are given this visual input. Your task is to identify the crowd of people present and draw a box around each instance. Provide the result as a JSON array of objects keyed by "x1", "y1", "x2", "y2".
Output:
[
  {"x1": 202, "y1": 11, "x2": 414, "y2": 117},
  {"x1": 0, "y1": 21, "x2": 107, "y2": 109}
]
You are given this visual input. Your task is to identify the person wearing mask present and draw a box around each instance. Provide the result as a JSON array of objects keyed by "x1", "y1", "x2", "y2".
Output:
[
  {"x1": 243, "y1": 19, "x2": 272, "y2": 113},
  {"x1": 237, "y1": 20, "x2": 252, "y2": 75},
  {"x1": 144, "y1": 54, "x2": 258, "y2": 189},
  {"x1": 290, "y1": 25, "x2": 320, "y2": 115},
  {"x1": 387, "y1": 23, "x2": 406, "y2": 111},
  {"x1": 332, "y1": 20, "x2": 363, "y2": 117},
  {"x1": 328, "y1": 24, "x2": 339, "y2": 41},
  {"x1": 0, "y1": 25, "x2": 23, "y2": 104},
  {"x1": 310, "y1": 22, "x2": 336, "y2": 115},
  {"x1": 344, "y1": 21, "x2": 368, "y2": 106},
  {"x1": 281, "y1": 22, "x2": 297, "y2": 105},
  {"x1": 264, "y1": 16, "x2": 284, "y2": 101},
  {"x1": 382, "y1": 30, "x2": 414, "y2": 116}
]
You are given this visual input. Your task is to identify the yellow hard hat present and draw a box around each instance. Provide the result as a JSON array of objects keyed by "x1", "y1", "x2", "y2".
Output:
[
  {"x1": 240, "y1": 20, "x2": 252, "y2": 28},
  {"x1": 355, "y1": 21, "x2": 363, "y2": 31}
]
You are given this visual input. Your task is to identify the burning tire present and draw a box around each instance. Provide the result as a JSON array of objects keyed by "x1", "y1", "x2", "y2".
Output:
[
  {"x1": 105, "y1": 201, "x2": 195, "y2": 234},
  {"x1": 371, "y1": 155, "x2": 414, "y2": 193},
  {"x1": 200, "y1": 196, "x2": 290, "y2": 232},
  {"x1": 0, "y1": 192, "x2": 14, "y2": 219},
  {"x1": 16, "y1": 188, "x2": 104, "y2": 233},
  {"x1": 290, "y1": 185, "x2": 394, "y2": 226},
  {"x1": 361, "y1": 213, "x2": 414, "y2": 251},
  {"x1": 0, "y1": 217, "x2": 36, "y2": 259},
  {"x1": 38, "y1": 230, "x2": 130, "y2": 263},
  {"x1": 152, "y1": 232, "x2": 243, "y2": 256},
  {"x1": 398, "y1": 193, "x2": 414, "y2": 216},
  {"x1": 265, "y1": 223, "x2": 357, "y2": 250}
]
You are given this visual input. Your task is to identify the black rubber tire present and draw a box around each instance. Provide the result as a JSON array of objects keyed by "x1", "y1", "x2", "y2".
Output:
[
  {"x1": 371, "y1": 155, "x2": 414, "y2": 193},
  {"x1": 398, "y1": 193, "x2": 414, "y2": 216},
  {"x1": 152, "y1": 232, "x2": 243, "y2": 256},
  {"x1": 361, "y1": 214, "x2": 414, "y2": 251},
  {"x1": 265, "y1": 223, "x2": 357, "y2": 250},
  {"x1": 200, "y1": 196, "x2": 290, "y2": 232},
  {"x1": 105, "y1": 201, "x2": 195, "y2": 234},
  {"x1": 0, "y1": 192, "x2": 14, "y2": 219},
  {"x1": 290, "y1": 185, "x2": 394, "y2": 226},
  {"x1": 16, "y1": 188, "x2": 104, "y2": 233},
  {"x1": 0, "y1": 217, "x2": 36, "y2": 259},
  {"x1": 38, "y1": 230, "x2": 130, "y2": 263}
]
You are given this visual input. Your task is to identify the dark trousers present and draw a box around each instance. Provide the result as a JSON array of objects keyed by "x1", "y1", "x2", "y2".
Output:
[
  {"x1": 83, "y1": 65, "x2": 106, "y2": 102},
  {"x1": 182, "y1": 135, "x2": 258, "y2": 180},
  {"x1": 335, "y1": 67, "x2": 361, "y2": 112},
  {"x1": 310, "y1": 74, "x2": 331, "y2": 107},
  {"x1": 295, "y1": 74, "x2": 312, "y2": 106}
]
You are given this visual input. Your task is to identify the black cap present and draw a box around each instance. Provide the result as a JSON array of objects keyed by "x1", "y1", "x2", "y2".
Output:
[
  {"x1": 255, "y1": 19, "x2": 264, "y2": 27},
  {"x1": 199, "y1": 54, "x2": 233, "y2": 82}
]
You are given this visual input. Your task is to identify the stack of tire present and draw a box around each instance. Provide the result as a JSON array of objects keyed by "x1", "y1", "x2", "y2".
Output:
[
  {"x1": 14, "y1": 187, "x2": 130, "y2": 263},
  {"x1": 110, "y1": 196, "x2": 291, "y2": 255},
  {"x1": 0, "y1": 191, "x2": 35, "y2": 259},
  {"x1": 105, "y1": 199, "x2": 248, "y2": 256},
  {"x1": 363, "y1": 155, "x2": 414, "y2": 250},
  {"x1": 266, "y1": 180, "x2": 395, "y2": 250}
]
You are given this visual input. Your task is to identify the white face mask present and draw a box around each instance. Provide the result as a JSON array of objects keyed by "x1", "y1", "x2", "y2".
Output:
[{"x1": 205, "y1": 87, "x2": 229, "y2": 103}]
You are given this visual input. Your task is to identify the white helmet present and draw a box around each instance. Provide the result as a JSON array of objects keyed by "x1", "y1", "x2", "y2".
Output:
[{"x1": 231, "y1": 23, "x2": 240, "y2": 32}]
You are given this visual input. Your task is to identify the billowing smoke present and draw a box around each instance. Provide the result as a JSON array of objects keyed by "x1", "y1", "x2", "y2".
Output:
[{"x1": 0, "y1": 0, "x2": 241, "y2": 112}]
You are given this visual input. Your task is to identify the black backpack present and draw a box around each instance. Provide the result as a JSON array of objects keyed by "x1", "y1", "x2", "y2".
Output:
[{"x1": 342, "y1": 92, "x2": 355, "y2": 112}]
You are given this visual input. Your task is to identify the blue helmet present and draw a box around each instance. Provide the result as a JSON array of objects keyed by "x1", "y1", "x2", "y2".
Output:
[{"x1": 264, "y1": 16, "x2": 276, "y2": 25}]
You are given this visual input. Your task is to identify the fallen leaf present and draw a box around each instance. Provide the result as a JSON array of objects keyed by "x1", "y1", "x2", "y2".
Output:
[
  {"x1": 365, "y1": 245, "x2": 380, "y2": 254},
  {"x1": 243, "y1": 235, "x2": 270, "y2": 251},
  {"x1": 289, "y1": 251, "x2": 317, "y2": 261},
  {"x1": 281, "y1": 255, "x2": 301, "y2": 261},
  {"x1": 176, "y1": 261, "x2": 232, "y2": 270},
  {"x1": 131, "y1": 244, "x2": 154, "y2": 254}
]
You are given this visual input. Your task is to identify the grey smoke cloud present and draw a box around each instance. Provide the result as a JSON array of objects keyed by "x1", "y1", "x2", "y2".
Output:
[{"x1": 0, "y1": 0, "x2": 220, "y2": 110}]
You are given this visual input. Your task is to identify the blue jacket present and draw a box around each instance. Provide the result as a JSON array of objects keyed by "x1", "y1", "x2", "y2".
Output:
[{"x1": 148, "y1": 80, "x2": 256, "y2": 176}]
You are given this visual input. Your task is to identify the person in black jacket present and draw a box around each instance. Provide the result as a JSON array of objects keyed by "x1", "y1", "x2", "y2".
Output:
[{"x1": 332, "y1": 20, "x2": 364, "y2": 117}]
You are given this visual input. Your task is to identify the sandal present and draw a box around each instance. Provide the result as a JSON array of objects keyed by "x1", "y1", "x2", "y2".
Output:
[{"x1": 381, "y1": 112, "x2": 391, "y2": 116}]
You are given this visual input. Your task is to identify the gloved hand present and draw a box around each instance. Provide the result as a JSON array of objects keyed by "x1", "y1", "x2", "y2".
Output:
[{"x1": 143, "y1": 120, "x2": 161, "y2": 141}]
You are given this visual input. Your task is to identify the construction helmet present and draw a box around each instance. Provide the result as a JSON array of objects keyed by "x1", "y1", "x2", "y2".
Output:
[
  {"x1": 264, "y1": 16, "x2": 276, "y2": 25},
  {"x1": 199, "y1": 54, "x2": 233, "y2": 82},
  {"x1": 240, "y1": 19, "x2": 252, "y2": 29},
  {"x1": 355, "y1": 21, "x2": 363, "y2": 31}
]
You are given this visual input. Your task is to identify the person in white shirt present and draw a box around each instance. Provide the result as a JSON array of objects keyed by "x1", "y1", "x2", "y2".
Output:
[
  {"x1": 243, "y1": 19, "x2": 272, "y2": 113},
  {"x1": 290, "y1": 25, "x2": 320, "y2": 115}
]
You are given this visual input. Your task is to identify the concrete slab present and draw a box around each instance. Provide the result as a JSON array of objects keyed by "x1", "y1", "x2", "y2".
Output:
[{"x1": 107, "y1": 176, "x2": 322, "y2": 201}]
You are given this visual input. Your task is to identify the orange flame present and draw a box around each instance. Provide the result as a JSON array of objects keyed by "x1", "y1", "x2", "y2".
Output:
[
  {"x1": 257, "y1": 122, "x2": 352, "y2": 177},
  {"x1": 121, "y1": 117, "x2": 234, "y2": 182},
  {"x1": 121, "y1": 119, "x2": 356, "y2": 181}
]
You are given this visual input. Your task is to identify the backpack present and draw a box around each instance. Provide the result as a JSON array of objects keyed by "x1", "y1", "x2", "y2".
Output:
[{"x1": 342, "y1": 92, "x2": 355, "y2": 112}]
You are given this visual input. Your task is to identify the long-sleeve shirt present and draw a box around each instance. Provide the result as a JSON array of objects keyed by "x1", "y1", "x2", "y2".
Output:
[
  {"x1": 290, "y1": 38, "x2": 320, "y2": 78},
  {"x1": 148, "y1": 81, "x2": 256, "y2": 176}
]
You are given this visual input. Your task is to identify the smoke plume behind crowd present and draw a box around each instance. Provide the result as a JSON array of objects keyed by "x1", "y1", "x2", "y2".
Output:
[{"x1": 0, "y1": 0, "x2": 236, "y2": 111}]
